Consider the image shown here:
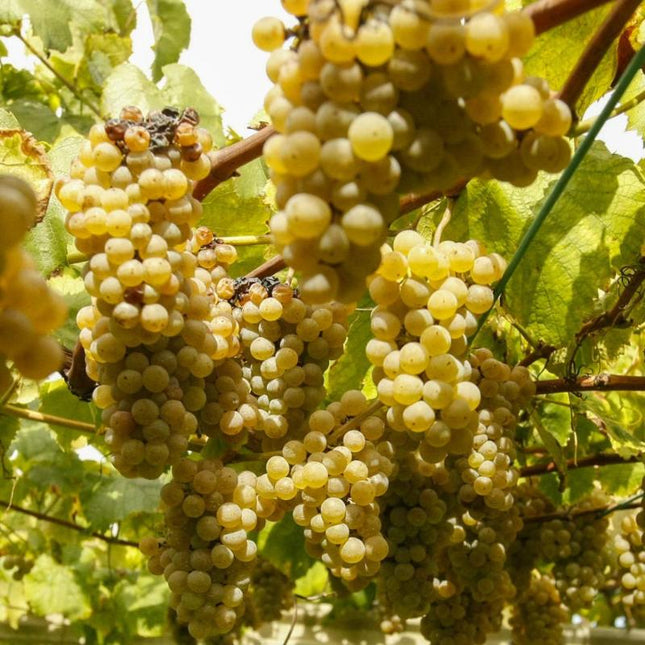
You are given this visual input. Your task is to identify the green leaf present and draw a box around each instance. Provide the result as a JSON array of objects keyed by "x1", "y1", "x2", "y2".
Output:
[
  {"x1": 0, "y1": 416, "x2": 19, "y2": 467},
  {"x1": 257, "y1": 514, "x2": 314, "y2": 579},
  {"x1": 585, "y1": 391, "x2": 645, "y2": 455},
  {"x1": 101, "y1": 63, "x2": 165, "y2": 118},
  {"x1": 80, "y1": 476, "x2": 163, "y2": 532},
  {"x1": 160, "y1": 64, "x2": 225, "y2": 146},
  {"x1": 18, "y1": 0, "x2": 109, "y2": 52},
  {"x1": 523, "y1": 3, "x2": 614, "y2": 114},
  {"x1": 23, "y1": 554, "x2": 91, "y2": 620},
  {"x1": 326, "y1": 303, "x2": 372, "y2": 402},
  {"x1": 81, "y1": 33, "x2": 133, "y2": 90},
  {"x1": 563, "y1": 467, "x2": 596, "y2": 505},
  {"x1": 294, "y1": 562, "x2": 329, "y2": 598},
  {"x1": 598, "y1": 461, "x2": 645, "y2": 497},
  {"x1": 200, "y1": 159, "x2": 272, "y2": 276},
  {"x1": 24, "y1": 196, "x2": 69, "y2": 275},
  {"x1": 539, "y1": 396, "x2": 572, "y2": 446},
  {"x1": 449, "y1": 143, "x2": 645, "y2": 347},
  {"x1": 38, "y1": 378, "x2": 98, "y2": 447},
  {"x1": 0, "y1": 108, "x2": 20, "y2": 128},
  {"x1": 0, "y1": 128, "x2": 53, "y2": 218},
  {"x1": 9, "y1": 99, "x2": 61, "y2": 141},
  {"x1": 146, "y1": 0, "x2": 191, "y2": 82},
  {"x1": 48, "y1": 272, "x2": 91, "y2": 349}
]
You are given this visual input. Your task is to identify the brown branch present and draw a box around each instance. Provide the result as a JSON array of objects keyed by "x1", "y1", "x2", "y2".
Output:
[
  {"x1": 557, "y1": 0, "x2": 643, "y2": 111},
  {"x1": 523, "y1": 500, "x2": 642, "y2": 523},
  {"x1": 536, "y1": 374, "x2": 645, "y2": 395},
  {"x1": 0, "y1": 499, "x2": 138, "y2": 547},
  {"x1": 576, "y1": 262, "x2": 645, "y2": 340},
  {"x1": 193, "y1": 126, "x2": 276, "y2": 202},
  {"x1": 524, "y1": 0, "x2": 616, "y2": 36},
  {"x1": 520, "y1": 451, "x2": 640, "y2": 477},
  {"x1": 519, "y1": 343, "x2": 557, "y2": 367},
  {"x1": 245, "y1": 255, "x2": 287, "y2": 279}
]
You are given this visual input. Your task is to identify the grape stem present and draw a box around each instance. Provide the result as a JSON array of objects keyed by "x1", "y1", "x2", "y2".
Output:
[
  {"x1": 192, "y1": 125, "x2": 276, "y2": 202},
  {"x1": 227, "y1": 450, "x2": 281, "y2": 464},
  {"x1": 535, "y1": 374, "x2": 645, "y2": 394},
  {"x1": 557, "y1": 0, "x2": 643, "y2": 113},
  {"x1": 520, "y1": 451, "x2": 640, "y2": 477},
  {"x1": 328, "y1": 401, "x2": 384, "y2": 444},
  {"x1": 0, "y1": 403, "x2": 98, "y2": 434},
  {"x1": 433, "y1": 199, "x2": 453, "y2": 248},
  {"x1": 0, "y1": 498, "x2": 138, "y2": 547},
  {"x1": 522, "y1": 497, "x2": 643, "y2": 523},
  {"x1": 566, "y1": 260, "x2": 645, "y2": 378},
  {"x1": 523, "y1": 0, "x2": 617, "y2": 36},
  {"x1": 572, "y1": 87, "x2": 645, "y2": 136},
  {"x1": 470, "y1": 43, "x2": 645, "y2": 342}
]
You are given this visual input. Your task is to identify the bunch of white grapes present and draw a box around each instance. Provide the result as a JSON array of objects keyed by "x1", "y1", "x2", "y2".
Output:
[
  {"x1": 614, "y1": 505, "x2": 645, "y2": 619},
  {"x1": 58, "y1": 107, "x2": 255, "y2": 478},
  {"x1": 510, "y1": 572, "x2": 569, "y2": 645},
  {"x1": 257, "y1": 390, "x2": 394, "y2": 589},
  {"x1": 0, "y1": 175, "x2": 66, "y2": 385},
  {"x1": 247, "y1": 558, "x2": 295, "y2": 625},
  {"x1": 142, "y1": 458, "x2": 261, "y2": 640},
  {"x1": 454, "y1": 349, "x2": 535, "y2": 510},
  {"x1": 253, "y1": 0, "x2": 571, "y2": 303},
  {"x1": 366, "y1": 231, "x2": 505, "y2": 461},
  {"x1": 234, "y1": 281, "x2": 350, "y2": 448},
  {"x1": 521, "y1": 489, "x2": 612, "y2": 613}
]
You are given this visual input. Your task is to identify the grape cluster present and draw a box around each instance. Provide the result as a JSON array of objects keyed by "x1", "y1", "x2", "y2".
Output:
[
  {"x1": 518, "y1": 489, "x2": 612, "y2": 613},
  {"x1": 58, "y1": 108, "x2": 260, "y2": 478},
  {"x1": 0, "y1": 175, "x2": 66, "y2": 384},
  {"x1": 366, "y1": 231, "x2": 505, "y2": 457},
  {"x1": 142, "y1": 458, "x2": 260, "y2": 640},
  {"x1": 247, "y1": 558, "x2": 295, "y2": 625},
  {"x1": 234, "y1": 284, "x2": 350, "y2": 448},
  {"x1": 454, "y1": 350, "x2": 535, "y2": 510},
  {"x1": 377, "y1": 461, "x2": 451, "y2": 619},
  {"x1": 255, "y1": 1, "x2": 571, "y2": 302},
  {"x1": 261, "y1": 391, "x2": 394, "y2": 589},
  {"x1": 510, "y1": 572, "x2": 569, "y2": 645},
  {"x1": 615, "y1": 503, "x2": 645, "y2": 618},
  {"x1": 419, "y1": 589, "x2": 509, "y2": 645}
]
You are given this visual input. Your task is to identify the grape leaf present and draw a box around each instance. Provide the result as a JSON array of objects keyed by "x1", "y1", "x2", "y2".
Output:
[
  {"x1": 294, "y1": 561, "x2": 329, "y2": 598},
  {"x1": 522, "y1": 3, "x2": 615, "y2": 114},
  {"x1": 10, "y1": 0, "x2": 110, "y2": 53},
  {"x1": 80, "y1": 475, "x2": 163, "y2": 531},
  {"x1": 23, "y1": 554, "x2": 91, "y2": 620},
  {"x1": 8, "y1": 99, "x2": 61, "y2": 142},
  {"x1": 257, "y1": 514, "x2": 314, "y2": 579},
  {"x1": 200, "y1": 159, "x2": 273, "y2": 276},
  {"x1": 48, "y1": 272, "x2": 91, "y2": 349},
  {"x1": 146, "y1": 0, "x2": 191, "y2": 82},
  {"x1": 598, "y1": 461, "x2": 645, "y2": 496},
  {"x1": 0, "y1": 128, "x2": 53, "y2": 220},
  {"x1": 101, "y1": 63, "x2": 165, "y2": 118},
  {"x1": 0, "y1": 108, "x2": 20, "y2": 128},
  {"x1": 326, "y1": 304, "x2": 372, "y2": 402},
  {"x1": 160, "y1": 64, "x2": 225, "y2": 146},
  {"x1": 563, "y1": 467, "x2": 596, "y2": 505},
  {"x1": 448, "y1": 143, "x2": 645, "y2": 347}
]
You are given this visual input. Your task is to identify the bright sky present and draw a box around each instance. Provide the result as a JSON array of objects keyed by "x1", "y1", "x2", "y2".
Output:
[{"x1": 131, "y1": 1, "x2": 292, "y2": 134}]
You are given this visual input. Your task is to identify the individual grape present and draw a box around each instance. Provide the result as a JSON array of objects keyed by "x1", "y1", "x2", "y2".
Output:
[{"x1": 252, "y1": 17, "x2": 286, "y2": 52}]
